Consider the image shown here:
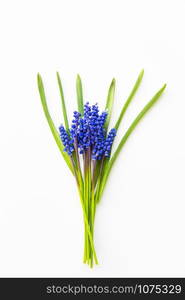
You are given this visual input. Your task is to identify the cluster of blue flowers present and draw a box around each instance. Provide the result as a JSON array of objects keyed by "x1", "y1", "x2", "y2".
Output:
[
  {"x1": 59, "y1": 103, "x2": 116, "y2": 160},
  {"x1": 59, "y1": 125, "x2": 74, "y2": 156}
]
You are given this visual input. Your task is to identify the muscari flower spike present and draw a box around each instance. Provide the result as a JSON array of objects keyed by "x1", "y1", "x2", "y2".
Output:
[
  {"x1": 60, "y1": 102, "x2": 116, "y2": 160},
  {"x1": 59, "y1": 125, "x2": 74, "y2": 156},
  {"x1": 38, "y1": 70, "x2": 166, "y2": 268}
]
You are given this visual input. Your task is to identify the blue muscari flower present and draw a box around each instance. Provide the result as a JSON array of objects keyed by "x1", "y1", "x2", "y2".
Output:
[
  {"x1": 77, "y1": 102, "x2": 92, "y2": 153},
  {"x1": 59, "y1": 125, "x2": 74, "y2": 156},
  {"x1": 84, "y1": 102, "x2": 92, "y2": 117},
  {"x1": 104, "y1": 128, "x2": 116, "y2": 157},
  {"x1": 91, "y1": 110, "x2": 108, "y2": 160},
  {"x1": 59, "y1": 102, "x2": 116, "y2": 159},
  {"x1": 70, "y1": 111, "x2": 81, "y2": 138}
]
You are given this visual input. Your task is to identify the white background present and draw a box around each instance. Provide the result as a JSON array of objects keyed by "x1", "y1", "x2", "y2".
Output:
[{"x1": 0, "y1": 0, "x2": 185, "y2": 277}]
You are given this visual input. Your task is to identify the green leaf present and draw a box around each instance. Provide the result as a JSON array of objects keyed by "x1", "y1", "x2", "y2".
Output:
[
  {"x1": 98, "y1": 83, "x2": 167, "y2": 200},
  {"x1": 76, "y1": 74, "x2": 84, "y2": 115},
  {"x1": 56, "y1": 72, "x2": 69, "y2": 131},
  {"x1": 37, "y1": 73, "x2": 74, "y2": 174},
  {"x1": 104, "y1": 78, "x2": 116, "y2": 131},
  {"x1": 114, "y1": 69, "x2": 144, "y2": 130}
]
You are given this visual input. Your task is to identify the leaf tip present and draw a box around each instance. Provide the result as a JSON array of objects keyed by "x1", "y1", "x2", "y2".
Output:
[
  {"x1": 111, "y1": 78, "x2": 116, "y2": 85},
  {"x1": 77, "y1": 73, "x2": 81, "y2": 80},
  {"x1": 56, "y1": 71, "x2": 61, "y2": 82},
  {"x1": 160, "y1": 83, "x2": 167, "y2": 93},
  {"x1": 37, "y1": 73, "x2": 42, "y2": 86},
  {"x1": 139, "y1": 69, "x2": 144, "y2": 78}
]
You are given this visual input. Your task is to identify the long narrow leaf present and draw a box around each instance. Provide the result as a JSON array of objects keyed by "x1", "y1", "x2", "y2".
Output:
[
  {"x1": 114, "y1": 69, "x2": 144, "y2": 130},
  {"x1": 37, "y1": 73, "x2": 74, "y2": 174},
  {"x1": 94, "y1": 79, "x2": 115, "y2": 196},
  {"x1": 104, "y1": 78, "x2": 116, "y2": 130},
  {"x1": 98, "y1": 83, "x2": 167, "y2": 200},
  {"x1": 76, "y1": 74, "x2": 84, "y2": 115},
  {"x1": 56, "y1": 72, "x2": 69, "y2": 131},
  {"x1": 97, "y1": 71, "x2": 143, "y2": 198}
]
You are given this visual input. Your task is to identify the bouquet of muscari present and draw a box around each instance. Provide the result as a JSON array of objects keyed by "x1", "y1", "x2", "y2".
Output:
[{"x1": 37, "y1": 70, "x2": 166, "y2": 267}]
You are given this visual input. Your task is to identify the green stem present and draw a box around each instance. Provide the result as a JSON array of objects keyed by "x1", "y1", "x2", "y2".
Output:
[
  {"x1": 95, "y1": 156, "x2": 106, "y2": 204},
  {"x1": 71, "y1": 156, "x2": 98, "y2": 264},
  {"x1": 74, "y1": 138, "x2": 83, "y2": 186},
  {"x1": 78, "y1": 187, "x2": 98, "y2": 265},
  {"x1": 87, "y1": 148, "x2": 93, "y2": 267},
  {"x1": 91, "y1": 160, "x2": 96, "y2": 225},
  {"x1": 84, "y1": 152, "x2": 89, "y2": 263}
]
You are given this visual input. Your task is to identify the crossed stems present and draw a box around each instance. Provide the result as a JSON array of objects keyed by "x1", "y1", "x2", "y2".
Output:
[{"x1": 70, "y1": 138, "x2": 106, "y2": 267}]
